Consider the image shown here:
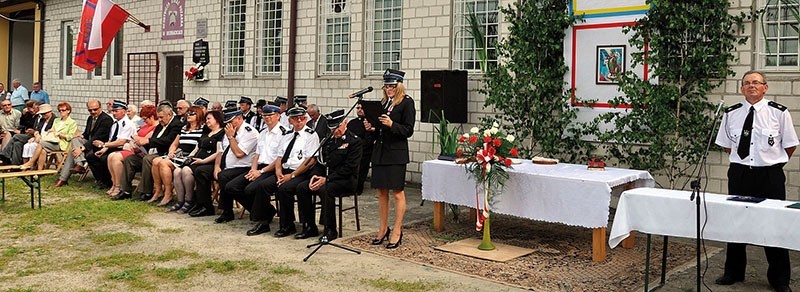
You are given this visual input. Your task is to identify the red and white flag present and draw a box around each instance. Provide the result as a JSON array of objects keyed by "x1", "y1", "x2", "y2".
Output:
[{"x1": 74, "y1": 0, "x2": 130, "y2": 71}]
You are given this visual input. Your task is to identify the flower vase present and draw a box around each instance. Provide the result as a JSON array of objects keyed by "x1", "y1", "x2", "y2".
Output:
[{"x1": 478, "y1": 214, "x2": 495, "y2": 250}]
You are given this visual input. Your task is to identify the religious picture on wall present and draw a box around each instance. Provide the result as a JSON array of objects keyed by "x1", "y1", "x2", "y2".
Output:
[{"x1": 596, "y1": 45, "x2": 626, "y2": 84}]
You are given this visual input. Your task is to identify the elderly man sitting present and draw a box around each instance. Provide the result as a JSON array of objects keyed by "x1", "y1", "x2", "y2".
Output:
[{"x1": 0, "y1": 104, "x2": 54, "y2": 165}]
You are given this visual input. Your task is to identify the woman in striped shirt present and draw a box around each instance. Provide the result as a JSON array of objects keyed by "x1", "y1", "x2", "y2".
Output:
[{"x1": 151, "y1": 106, "x2": 207, "y2": 207}]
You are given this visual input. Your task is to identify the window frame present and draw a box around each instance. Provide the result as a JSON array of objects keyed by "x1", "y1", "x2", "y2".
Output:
[
  {"x1": 61, "y1": 20, "x2": 75, "y2": 79},
  {"x1": 318, "y1": 0, "x2": 352, "y2": 76},
  {"x1": 364, "y1": 0, "x2": 403, "y2": 75},
  {"x1": 757, "y1": 0, "x2": 800, "y2": 71},
  {"x1": 452, "y1": 0, "x2": 500, "y2": 73},
  {"x1": 255, "y1": 0, "x2": 284, "y2": 76},
  {"x1": 222, "y1": 0, "x2": 248, "y2": 76}
]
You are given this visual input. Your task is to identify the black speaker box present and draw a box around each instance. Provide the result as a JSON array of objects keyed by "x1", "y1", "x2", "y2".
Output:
[{"x1": 420, "y1": 70, "x2": 468, "y2": 123}]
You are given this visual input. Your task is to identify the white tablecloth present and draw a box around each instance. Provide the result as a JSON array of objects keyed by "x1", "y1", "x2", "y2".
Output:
[
  {"x1": 609, "y1": 187, "x2": 800, "y2": 251},
  {"x1": 421, "y1": 160, "x2": 655, "y2": 228}
]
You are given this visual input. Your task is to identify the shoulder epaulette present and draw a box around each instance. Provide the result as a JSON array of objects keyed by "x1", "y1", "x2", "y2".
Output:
[
  {"x1": 724, "y1": 103, "x2": 743, "y2": 113},
  {"x1": 279, "y1": 125, "x2": 291, "y2": 135},
  {"x1": 304, "y1": 127, "x2": 315, "y2": 134},
  {"x1": 768, "y1": 101, "x2": 788, "y2": 112},
  {"x1": 244, "y1": 126, "x2": 253, "y2": 132}
]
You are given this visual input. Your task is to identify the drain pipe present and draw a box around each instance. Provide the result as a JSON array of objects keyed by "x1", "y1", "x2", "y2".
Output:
[{"x1": 287, "y1": 0, "x2": 298, "y2": 104}]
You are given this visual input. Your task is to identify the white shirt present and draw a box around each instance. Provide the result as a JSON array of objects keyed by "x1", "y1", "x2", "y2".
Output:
[
  {"x1": 219, "y1": 122, "x2": 259, "y2": 168},
  {"x1": 280, "y1": 125, "x2": 320, "y2": 170},
  {"x1": 279, "y1": 113, "x2": 291, "y2": 129},
  {"x1": 256, "y1": 124, "x2": 291, "y2": 165},
  {"x1": 715, "y1": 98, "x2": 799, "y2": 167},
  {"x1": 109, "y1": 116, "x2": 136, "y2": 145}
]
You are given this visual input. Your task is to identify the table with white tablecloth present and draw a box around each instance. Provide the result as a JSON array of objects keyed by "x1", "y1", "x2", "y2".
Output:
[
  {"x1": 422, "y1": 159, "x2": 655, "y2": 262},
  {"x1": 609, "y1": 187, "x2": 800, "y2": 251}
]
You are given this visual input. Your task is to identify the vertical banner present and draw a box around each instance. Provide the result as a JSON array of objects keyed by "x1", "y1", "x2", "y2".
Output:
[{"x1": 162, "y1": 0, "x2": 184, "y2": 40}]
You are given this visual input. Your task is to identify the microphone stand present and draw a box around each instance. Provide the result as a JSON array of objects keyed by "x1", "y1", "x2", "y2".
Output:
[
  {"x1": 688, "y1": 102, "x2": 724, "y2": 291},
  {"x1": 302, "y1": 94, "x2": 366, "y2": 262}
]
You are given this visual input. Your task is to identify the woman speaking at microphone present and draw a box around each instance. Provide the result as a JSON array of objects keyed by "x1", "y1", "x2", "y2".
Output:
[{"x1": 363, "y1": 69, "x2": 415, "y2": 249}]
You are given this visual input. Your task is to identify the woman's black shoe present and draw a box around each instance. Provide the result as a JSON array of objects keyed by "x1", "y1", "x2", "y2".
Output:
[
  {"x1": 371, "y1": 228, "x2": 391, "y2": 245},
  {"x1": 188, "y1": 205, "x2": 215, "y2": 217},
  {"x1": 386, "y1": 232, "x2": 403, "y2": 249},
  {"x1": 166, "y1": 201, "x2": 184, "y2": 212}
]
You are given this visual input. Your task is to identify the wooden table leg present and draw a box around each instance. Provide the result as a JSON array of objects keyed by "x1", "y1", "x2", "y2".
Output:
[
  {"x1": 592, "y1": 227, "x2": 607, "y2": 262},
  {"x1": 621, "y1": 231, "x2": 635, "y2": 248},
  {"x1": 433, "y1": 202, "x2": 445, "y2": 232}
]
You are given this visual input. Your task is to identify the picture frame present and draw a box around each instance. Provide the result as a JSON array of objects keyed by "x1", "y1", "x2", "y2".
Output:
[{"x1": 596, "y1": 45, "x2": 626, "y2": 85}]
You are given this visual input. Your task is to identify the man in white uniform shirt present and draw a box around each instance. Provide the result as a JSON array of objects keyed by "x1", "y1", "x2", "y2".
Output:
[
  {"x1": 213, "y1": 107, "x2": 259, "y2": 224},
  {"x1": 267, "y1": 106, "x2": 320, "y2": 238},
  {"x1": 86, "y1": 100, "x2": 137, "y2": 189},
  {"x1": 714, "y1": 70, "x2": 798, "y2": 292},
  {"x1": 275, "y1": 96, "x2": 291, "y2": 129},
  {"x1": 224, "y1": 105, "x2": 291, "y2": 236}
]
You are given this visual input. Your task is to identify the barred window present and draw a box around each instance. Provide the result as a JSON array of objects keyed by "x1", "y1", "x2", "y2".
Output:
[
  {"x1": 256, "y1": 0, "x2": 282, "y2": 75},
  {"x1": 319, "y1": 0, "x2": 351, "y2": 74},
  {"x1": 365, "y1": 0, "x2": 402, "y2": 74},
  {"x1": 61, "y1": 21, "x2": 74, "y2": 78},
  {"x1": 223, "y1": 0, "x2": 247, "y2": 75},
  {"x1": 759, "y1": 0, "x2": 800, "y2": 69},
  {"x1": 453, "y1": 0, "x2": 499, "y2": 71}
]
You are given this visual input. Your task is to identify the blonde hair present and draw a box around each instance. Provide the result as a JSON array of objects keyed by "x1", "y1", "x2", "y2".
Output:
[{"x1": 381, "y1": 82, "x2": 407, "y2": 107}]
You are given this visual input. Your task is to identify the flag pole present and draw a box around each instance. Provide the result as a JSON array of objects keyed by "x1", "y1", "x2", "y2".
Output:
[{"x1": 126, "y1": 14, "x2": 150, "y2": 32}]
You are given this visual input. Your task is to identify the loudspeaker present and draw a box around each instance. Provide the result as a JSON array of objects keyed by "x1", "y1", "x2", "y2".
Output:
[{"x1": 420, "y1": 70, "x2": 468, "y2": 123}]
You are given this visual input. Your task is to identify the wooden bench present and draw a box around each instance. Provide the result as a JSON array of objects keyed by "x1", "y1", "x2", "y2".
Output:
[{"x1": 0, "y1": 166, "x2": 59, "y2": 209}]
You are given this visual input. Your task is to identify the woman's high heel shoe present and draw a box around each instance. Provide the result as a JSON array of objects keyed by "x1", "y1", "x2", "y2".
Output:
[
  {"x1": 146, "y1": 194, "x2": 163, "y2": 204},
  {"x1": 371, "y1": 228, "x2": 391, "y2": 245},
  {"x1": 156, "y1": 195, "x2": 173, "y2": 207},
  {"x1": 386, "y1": 232, "x2": 403, "y2": 249}
]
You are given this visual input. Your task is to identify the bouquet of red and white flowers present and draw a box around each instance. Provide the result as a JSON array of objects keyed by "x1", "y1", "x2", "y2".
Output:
[
  {"x1": 456, "y1": 122, "x2": 518, "y2": 237},
  {"x1": 184, "y1": 63, "x2": 205, "y2": 81}
]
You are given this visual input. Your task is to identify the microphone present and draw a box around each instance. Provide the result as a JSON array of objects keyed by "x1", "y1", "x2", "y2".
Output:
[
  {"x1": 714, "y1": 100, "x2": 724, "y2": 116},
  {"x1": 348, "y1": 87, "x2": 373, "y2": 98}
]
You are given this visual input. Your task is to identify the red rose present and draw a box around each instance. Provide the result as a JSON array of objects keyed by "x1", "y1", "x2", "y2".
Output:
[
  {"x1": 487, "y1": 146, "x2": 497, "y2": 156},
  {"x1": 493, "y1": 138, "x2": 502, "y2": 147},
  {"x1": 459, "y1": 136, "x2": 466, "y2": 143},
  {"x1": 504, "y1": 158, "x2": 512, "y2": 167},
  {"x1": 468, "y1": 136, "x2": 478, "y2": 144},
  {"x1": 510, "y1": 148, "x2": 519, "y2": 157},
  {"x1": 189, "y1": 67, "x2": 198, "y2": 74},
  {"x1": 483, "y1": 136, "x2": 492, "y2": 143},
  {"x1": 456, "y1": 149, "x2": 463, "y2": 157}
]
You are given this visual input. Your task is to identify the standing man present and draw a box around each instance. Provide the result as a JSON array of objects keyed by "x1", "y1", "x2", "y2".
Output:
[
  {"x1": 347, "y1": 102, "x2": 376, "y2": 196},
  {"x1": 296, "y1": 110, "x2": 362, "y2": 242},
  {"x1": 212, "y1": 107, "x2": 260, "y2": 223},
  {"x1": 307, "y1": 104, "x2": 329, "y2": 140},
  {"x1": 268, "y1": 106, "x2": 320, "y2": 238},
  {"x1": 9, "y1": 79, "x2": 29, "y2": 112},
  {"x1": 54, "y1": 100, "x2": 113, "y2": 187},
  {"x1": 85, "y1": 100, "x2": 136, "y2": 189},
  {"x1": 0, "y1": 100, "x2": 21, "y2": 148},
  {"x1": 714, "y1": 70, "x2": 797, "y2": 292},
  {"x1": 29, "y1": 82, "x2": 49, "y2": 104}
]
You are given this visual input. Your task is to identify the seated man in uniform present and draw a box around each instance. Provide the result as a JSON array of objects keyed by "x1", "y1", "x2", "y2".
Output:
[
  {"x1": 266, "y1": 106, "x2": 320, "y2": 238},
  {"x1": 213, "y1": 107, "x2": 260, "y2": 223},
  {"x1": 296, "y1": 109, "x2": 362, "y2": 242}
]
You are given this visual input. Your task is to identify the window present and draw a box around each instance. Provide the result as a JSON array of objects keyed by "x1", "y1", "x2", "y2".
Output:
[
  {"x1": 759, "y1": 0, "x2": 800, "y2": 69},
  {"x1": 319, "y1": 0, "x2": 351, "y2": 74},
  {"x1": 453, "y1": 0, "x2": 499, "y2": 71},
  {"x1": 365, "y1": 0, "x2": 402, "y2": 74},
  {"x1": 112, "y1": 29, "x2": 124, "y2": 76},
  {"x1": 256, "y1": 0, "x2": 283, "y2": 75},
  {"x1": 61, "y1": 21, "x2": 74, "y2": 78},
  {"x1": 223, "y1": 0, "x2": 247, "y2": 75}
]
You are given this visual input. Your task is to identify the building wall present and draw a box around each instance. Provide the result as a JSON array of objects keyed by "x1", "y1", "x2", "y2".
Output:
[{"x1": 40, "y1": 0, "x2": 800, "y2": 200}]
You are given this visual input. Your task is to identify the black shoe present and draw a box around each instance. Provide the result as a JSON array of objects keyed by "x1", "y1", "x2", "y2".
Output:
[
  {"x1": 214, "y1": 212, "x2": 234, "y2": 223},
  {"x1": 274, "y1": 225, "x2": 297, "y2": 238},
  {"x1": 773, "y1": 285, "x2": 792, "y2": 292},
  {"x1": 176, "y1": 201, "x2": 195, "y2": 214},
  {"x1": 135, "y1": 193, "x2": 153, "y2": 202},
  {"x1": 371, "y1": 228, "x2": 391, "y2": 245},
  {"x1": 188, "y1": 206, "x2": 215, "y2": 217},
  {"x1": 166, "y1": 201, "x2": 184, "y2": 212},
  {"x1": 246, "y1": 222, "x2": 271, "y2": 236},
  {"x1": 714, "y1": 274, "x2": 744, "y2": 285},
  {"x1": 294, "y1": 224, "x2": 320, "y2": 239},
  {"x1": 386, "y1": 232, "x2": 403, "y2": 249},
  {"x1": 318, "y1": 228, "x2": 338, "y2": 243},
  {"x1": 111, "y1": 191, "x2": 132, "y2": 201}
]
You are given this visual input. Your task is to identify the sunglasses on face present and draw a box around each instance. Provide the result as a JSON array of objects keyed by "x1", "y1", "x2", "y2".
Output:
[
  {"x1": 58, "y1": 109, "x2": 69, "y2": 112},
  {"x1": 383, "y1": 84, "x2": 397, "y2": 89},
  {"x1": 187, "y1": 111, "x2": 197, "y2": 116},
  {"x1": 88, "y1": 107, "x2": 101, "y2": 112}
]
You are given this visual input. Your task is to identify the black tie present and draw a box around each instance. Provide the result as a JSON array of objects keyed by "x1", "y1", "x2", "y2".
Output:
[
  {"x1": 220, "y1": 145, "x2": 230, "y2": 170},
  {"x1": 281, "y1": 132, "x2": 299, "y2": 164},
  {"x1": 737, "y1": 106, "x2": 755, "y2": 159},
  {"x1": 110, "y1": 121, "x2": 119, "y2": 141}
]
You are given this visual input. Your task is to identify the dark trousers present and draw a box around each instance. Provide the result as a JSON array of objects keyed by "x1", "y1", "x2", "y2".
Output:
[
  {"x1": 724, "y1": 162, "x2": 790, "y2": 287},
  {"x1": 246, "y1": 171, "x2": 278, "y2": 222},
  {"x1": 264, "y1": 168, "x2": 308, "y2": 228},
  {"x1": 355, "y1": 154, "x2": 371, "y2": 194},
  {"x1": 296, "y1": 178, "x2": 352, "y2": 228},
  {"x1": 122, "y1": 154, "x2": 157, "y2": 194},
  {"x1": 0, "y1": 133, "x2": 32, "y2": 165},
  {"x1": 216, "y1": 167, "x2": 250, "y2": 214},
  {"x1": 193, "y1": 164, "x2": 215, "y2": 209},
  {"x1": 86, "y1": 149, "x2": 117, "y2": 187}
]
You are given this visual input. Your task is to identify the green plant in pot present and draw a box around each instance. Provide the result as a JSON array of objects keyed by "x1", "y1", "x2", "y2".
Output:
[{"x1": 432, "y1": 111, "x2": 461, "y2": 161}]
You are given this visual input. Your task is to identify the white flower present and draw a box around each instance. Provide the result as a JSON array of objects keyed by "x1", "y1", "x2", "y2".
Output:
[
  {"x1": 490, "y1": 127, "x2": 499, "y2": 134},
  {"x1": 485, "y1": 163, "x2": 492, "y2": 173},
  {"x1": 483, "y1": 129, "x2": 492, "y2": 137},
  {"x1": 492, "y1": 122, "x2": 499, "y2": 128},
  {"x1": 462, "y1": 133, "x2": 469, "y2": 138},
  {"x1": 470, "y1": 127, "x2": 479, "y2": 134},
  {"x1": 506, "y1": 135, "x2": 515, "y2": 142}
]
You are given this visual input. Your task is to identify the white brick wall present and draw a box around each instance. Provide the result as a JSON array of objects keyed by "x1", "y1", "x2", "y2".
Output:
[{"x1": 40, "y1": 0, "x2": 800, "y2": 199}]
